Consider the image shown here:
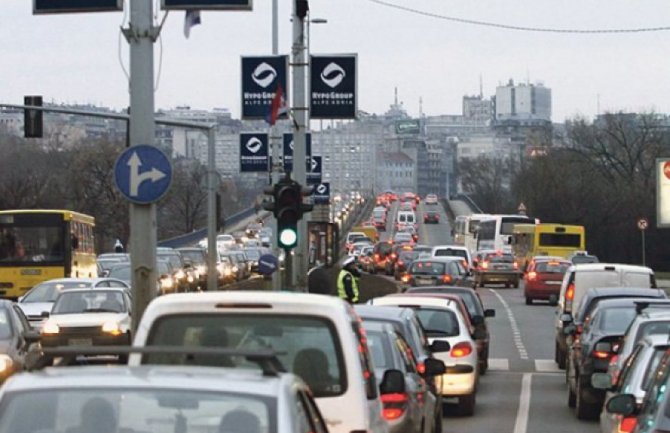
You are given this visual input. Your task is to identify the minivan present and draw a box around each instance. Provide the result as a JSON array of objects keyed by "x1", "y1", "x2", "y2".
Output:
[
  {"x1": 396, "y1": 210, "x2": 416, "y2": 229},
  {"x1": 131, "y1": 292, "x2": 390, "y2": 433},
  {"x1": 554, "y1": 263, "x2": 656, "y2": 369}
]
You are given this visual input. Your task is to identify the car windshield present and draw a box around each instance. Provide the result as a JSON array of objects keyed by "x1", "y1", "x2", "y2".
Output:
[
  {"x1": 157, "y1": 253, "x2": 183, "y2": 270},
  {"x1": 413, "y1": 308, "x2": 460, "y2": 337},
  {"x1": 410, "y1": 261, "x2": 446, "y2": 275},
  {"x1": 599, "y1": 307, "x2": 637, "y2": 334},
  {"x1": 0, "y1": 309, "x2": 12, "y2": 340},
  {"x1": 145, "y1": 314, "x2": 346, "y2": 398},
  {"x1": 22, "y1": 281, "x2": 93, "y2": 303},
  {"x1": 179, "y1": 250, "x2": 205, "y2": 265},
  {"x1": 0, "y1": 389, "x2": 275, "y2": 433},
  {"x1": 52, "y1": 291, "x2": 126, "y2": 314},
  {"x1": 108, "y1": 265, "x2": 131, "y2": 282}
]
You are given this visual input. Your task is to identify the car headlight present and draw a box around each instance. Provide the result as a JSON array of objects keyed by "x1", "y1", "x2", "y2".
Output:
[
  {"x1": 41, "y1": 322, "x2": 60, "y2": 335},
  {"x1": 196, "y1": 265, "x2": 206, "y2": 275},
  {"x1": 175, "y1": 270, "x2": 185, "y2": 280},
  {"x1": 0, "y1": 355, "x2": 13, "y2": 374},
  {"x1": 161, "y1": 277, "x2": 174, "y2": 289},
  {"x1": 102, "y1": 321, "x2": 123, "y2": 336},
  {"x1": 224, "y1": 268, "x2": 232, "y2": 276},
  {"x1": 187, "y1": 275, "x2": 194, "y2": 283}
]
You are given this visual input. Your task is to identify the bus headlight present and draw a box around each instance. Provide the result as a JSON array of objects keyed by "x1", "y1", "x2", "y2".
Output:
[
  {"x1": 41, "y1": 322, "x2": 60, "y2": 335},
  {"x1": 102, "y1": 321, "x2": 122, "y2": 336}
]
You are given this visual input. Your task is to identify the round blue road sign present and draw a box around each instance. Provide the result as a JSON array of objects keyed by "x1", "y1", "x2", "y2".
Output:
[
  {"x1": 258, "y1": 254, "x2": 279, "y2": 276},
  {"x1": 114, "y1": 144, "x2": 172, "y2": 204}
]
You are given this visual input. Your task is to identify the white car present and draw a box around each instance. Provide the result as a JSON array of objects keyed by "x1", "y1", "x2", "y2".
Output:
[
  {"x1": 40, "y1": 288, "x2": 133, "y2": 347},
  {"x1": 424, "y1": 194, "x2": 438, "y2": 205},
  {"x1": 0, "y1": 362, "x2": 328, "y2": 433},
  {"x1": 431, "y1": 245, "x2": 472, "y2": 270},
  {"x1": 131, "y1": 291, "x2": 389, "y2": 433},
  {"x1": 216, "y1": 234, "x2": 237, "y2": 252},
  {"x1": 369, "y1": 295, "x2": 479, "y2": 416}
]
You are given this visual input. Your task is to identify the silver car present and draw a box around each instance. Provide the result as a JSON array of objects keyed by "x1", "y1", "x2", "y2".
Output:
[{"x1": 364, "y1": 320, "x2": 442, "y2": 433}]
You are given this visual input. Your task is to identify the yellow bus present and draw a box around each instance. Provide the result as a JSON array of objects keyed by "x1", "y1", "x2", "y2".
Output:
[
  {"x1": 0, "y1": 210, "x2": 97, "y2": 299},
  {"x1": 511, "y1": 223, "x2": 585, "y2": 271}
]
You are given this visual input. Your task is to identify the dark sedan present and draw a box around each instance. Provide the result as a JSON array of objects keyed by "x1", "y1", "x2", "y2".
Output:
[
  {"x1": 423, "y1": 211, "x2": 440, "y2": 224},
  {"x1": 402, "y1": 258, "x2": 472, "y2": 288}
]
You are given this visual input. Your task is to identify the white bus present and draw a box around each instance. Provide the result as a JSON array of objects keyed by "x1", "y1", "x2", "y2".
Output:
[
  {"x1": 476, "y1": 214, "x2": 535, "y2": 253},
  {"x1": 453, "y1": 213, "x2": 491, "y2": 254}
]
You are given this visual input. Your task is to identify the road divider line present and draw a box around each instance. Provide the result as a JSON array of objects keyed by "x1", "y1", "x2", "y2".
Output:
[
  {"x1": 490, "y1": 289, "x2": 529, "y2": 360},
  {"x1": 514, "y1": 373, "x2": 532, "y2": 433}
]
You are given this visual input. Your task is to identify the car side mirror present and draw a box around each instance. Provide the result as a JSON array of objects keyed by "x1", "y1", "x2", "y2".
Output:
[
  {"x1": 484, "y1": 309, "x2": 496, "y2": 318},
  {"x1": 471, "y1": 315, "x2": 484, "y2": 326},
  {"x1": 591, "y1": 372, "x2": 614, "y2": 390},
  {"x1": 22, "y1": 330, "x2": 41, "y2": 344},
  {"x1": 429, "y1": 340, "x2": 451, "y2": 353},
  {"x1": 605, "y1": 394, "x2": 637, "y2": 416},
  {"x1": 423, "y1": 358, "x2": 446, "y2": 376},
  {"x1": 473, "y1": 328, "x2": 487, "y2": 340},
  {"x1": 379, "y1": 369, "x2": 406, "y2": 395},
  {"x1": 40, "y1": 311, "x2": 50, "y2": 318}
]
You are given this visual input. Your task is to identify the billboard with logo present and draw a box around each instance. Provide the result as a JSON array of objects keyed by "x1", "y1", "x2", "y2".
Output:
[
  {"x1": 241, "y1": 56, "x2": 288, "y2": 119},
  {"x1": 162, "y1": 0, "x2": 252, "y2": 10},
  {"x1": 310, "y1": 54, "x2": 357, "y2": 119},
  {"x1": 395, "y1": 119, "x2": 421, "y2": 135},
  {"x1": 240, "y1": 133, "x2": 269, "y2": 172},
  {"x1": 307, "y1": 156, "x2": 323, "y2": 185},
  {"x1": 283, "y1": 133, "x2": 312, "y2": 172},
  {"x1": 313, "y1": 182, "x2": 330, "y2": 205}
]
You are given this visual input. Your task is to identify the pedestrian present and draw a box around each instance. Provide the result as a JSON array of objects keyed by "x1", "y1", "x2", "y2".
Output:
[
  {"x1": 337, "y1": 256, "x2": 360, "y2": 304},
  {"x1": 114, "y1": 239, "x2": 124, "y2": 253}
]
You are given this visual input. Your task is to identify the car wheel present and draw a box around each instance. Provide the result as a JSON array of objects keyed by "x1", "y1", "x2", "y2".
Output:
[
  {"x1": 505, "y1": 282, "x2": 511, "y2": 288},
  {"x1": 557, "y1": 345, "x2": 566, "y2": 370},
  {"x1": 567, "y1": 378, "x2": 576, "y2": 408},
  {"x1": 479, "y1": 359, "x2": 487, "y2": 376},
  {"x1": 433, "y1": 412, "x2": 442, "y2": 433},
  {"x1": 457, "y1": 392, "x2": 476, "y2": 416},
  {"x1": 576, "y1": 376, "x2": 600, "y2": 420},
  {"x1": 525, "y1": 297, "x2": 532, "y2": 305},
  {"x1": 513, "y1": 278, "x2": 520, "y2": 288}
]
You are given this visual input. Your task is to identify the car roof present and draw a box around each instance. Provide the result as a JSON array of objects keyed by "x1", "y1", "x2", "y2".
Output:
[
  {"x1": 584, "y1": 287, "x2": 664, "y2": 297},
  {"x1": 59, "y1": 287, "x2": 127, "y2": 294},
  {"x1": 2, "y1": 365, "x2": 293, "y2": 396},
  {"x1": 36, "y1": 278, "x2": 123, "y2": 285},
  {"x1": 372, "y1": 295, "x2": 458, "y2": 310},
  {"x1": 413, "y1": 257, "x2": 463, "y2": 263},
  {"x1": 354, "y1": 305, "x2": 417, "y2": 322},
  {"x1": 591, "y1": 297, "x2": 670, "y2": 311},
  {"x1": 569, "y1": 263, "x2": 653, "y2": 273}
]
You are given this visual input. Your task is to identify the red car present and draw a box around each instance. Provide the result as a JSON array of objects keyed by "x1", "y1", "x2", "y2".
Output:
[
  {"x1": 523, "y1": 257, "x2": 571, "y2": 305},
  {"x1": 424, "y1": 211, "x2": 440, "y2": 224}
]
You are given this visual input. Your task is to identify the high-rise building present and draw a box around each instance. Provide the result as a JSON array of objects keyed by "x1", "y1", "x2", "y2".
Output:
[{"x1": 494, "y1": 79, "x2": 552, "y2": 123}]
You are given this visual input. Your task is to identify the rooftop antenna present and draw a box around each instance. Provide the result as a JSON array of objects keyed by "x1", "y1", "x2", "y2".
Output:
[
  {"x1": 394, "y1": 87, "x2": 398, "y2": 106},
  {"x1": 419, "y1": 97, "x2": 423, "y2": 117},
  {"x1": 479, "y1": 74, "x2": 483, "y2": 98},
  {"x1": 597, "y1": 94, "x2": 601, "y2": 115}
]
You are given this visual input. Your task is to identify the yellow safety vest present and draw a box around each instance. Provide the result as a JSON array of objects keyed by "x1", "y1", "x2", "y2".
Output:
[{"x1": 337, "y1": 269, "x2": 359, "y2": 303}]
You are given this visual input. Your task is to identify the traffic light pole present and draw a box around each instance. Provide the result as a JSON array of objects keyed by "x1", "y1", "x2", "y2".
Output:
[{"x1": 292, "y1": 1, "x2": 308, "y2": 290}]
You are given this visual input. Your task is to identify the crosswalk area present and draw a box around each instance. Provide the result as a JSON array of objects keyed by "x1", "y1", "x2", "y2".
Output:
[{"x1": 488, "y1": 358, "x2": 563, "y2": 374}]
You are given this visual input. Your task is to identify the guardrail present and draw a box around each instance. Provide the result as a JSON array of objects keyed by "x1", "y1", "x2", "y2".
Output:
[
  {"x1": 454, "y1": 193, "x2": 484, "y2": 214},
  {"x1": 157, "y1": 207, "x2": 258, "y2": 249}
]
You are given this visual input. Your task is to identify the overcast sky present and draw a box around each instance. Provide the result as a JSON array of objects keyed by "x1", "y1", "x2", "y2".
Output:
[{"x1": 2, "y1": 0, "x2": 669, "y2": 122}]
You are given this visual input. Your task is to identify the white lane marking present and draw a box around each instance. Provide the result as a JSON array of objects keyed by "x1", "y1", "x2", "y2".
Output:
[
  {"x1": 490, "y1": 289, "x2": 529, "y2": 360},
  {"x1": 488, "y1": 358, "x2": 510, "y2": 371},
  {"x1": 534, "y1": 359, "x2": 561, "y2": 373},
  {"x1": 514, "y1": 373, "x2": 532, "y2": 433}
]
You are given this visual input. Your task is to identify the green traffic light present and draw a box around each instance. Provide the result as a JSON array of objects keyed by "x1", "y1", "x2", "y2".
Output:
[{"x1": 279, "y1": 228, "x2": 298, "y2": 248}]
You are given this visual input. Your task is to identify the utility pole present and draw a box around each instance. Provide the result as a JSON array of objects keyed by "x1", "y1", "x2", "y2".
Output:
[
  {"x1": 269, "y1": 0, "x2": 282, "y2": 290},
  {"x1": 125, "y1": 0, "x2": 157, "y2": 330},
  {"x1": 207, "y1": 128, "x2": 218, "y2": 291},
  {"x1": 292, "y1": 0, "x2": 308, "y2": 289}
]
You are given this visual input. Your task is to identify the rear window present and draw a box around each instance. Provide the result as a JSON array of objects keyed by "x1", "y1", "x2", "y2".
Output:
[
  {"x1": 366, "y1": 330, "x2": 394, "y2": 370},
  {"x1": 539, "y1": 233, "x2": 581, "y2": 247},
  {"x1": 635, "y1": 321, "x2": 670, "y2": 343},
  {"x1": 410, "y1": 261, "x2": 446, "y2": 275},
  {"x1": 486, "y1": 253, "x2": 514, "y2": 263},
  {"x1": 413, "y1": 308, "x2": 460, "y2": 337},
  {"x1": 145, "y1": 314, "x2": 347, "y2": 398},
  {"x1": 599, "y1": 308, "x2": 637, "y2": 334},
  {"x1": 434, "y1": 249, "x2": 467, "y2": 260},
  {"x1": 535, "y1": 261, "x2": 570, "y2": 273}
]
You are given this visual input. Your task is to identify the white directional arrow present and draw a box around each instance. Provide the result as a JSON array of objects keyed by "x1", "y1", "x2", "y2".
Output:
[{"x1": 127, "y1": 152, "x2": 167, "y2": 197}]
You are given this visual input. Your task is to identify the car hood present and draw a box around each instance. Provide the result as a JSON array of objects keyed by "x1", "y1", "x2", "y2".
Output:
[
  {"x1": 18, "y1": 302, "x2": 54, "y2": 317},
  {"x1": 49, "y1": 313, "x2": 128, "y2": 327}
]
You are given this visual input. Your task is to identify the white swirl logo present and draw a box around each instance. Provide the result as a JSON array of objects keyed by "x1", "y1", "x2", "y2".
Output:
[
  {"x1": 289, "y1": 140, "x2": 294, "y2": 151},
  {"x1": 252, "y1": 62, "x2": 277, "y2": 88},
  {"x1": 311, "y1": 158, "x2": 319, "y2": 171},
  {"x1": 246, "y1": 137, "x2": 263, "y2": 154},
  {"x1": 320, "y1": 62, "x2": 346, "y2": 88},
  {"x1": 316, "y1": 184, "x2": 327, "y2": 194}
]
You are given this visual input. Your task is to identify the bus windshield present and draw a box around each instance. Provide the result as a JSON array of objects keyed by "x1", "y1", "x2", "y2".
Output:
[{"x1": 0, "y1": 225, "x2": 64, "y2": 264}]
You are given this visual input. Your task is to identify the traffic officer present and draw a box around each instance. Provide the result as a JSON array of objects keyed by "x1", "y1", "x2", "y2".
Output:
[{"x1": 337, "y1": 256, "x2": 360, "y2": 304}]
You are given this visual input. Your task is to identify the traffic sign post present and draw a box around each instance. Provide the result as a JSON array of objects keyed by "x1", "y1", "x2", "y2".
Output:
[
  {"x1": 114, "y1": 145, "x2": 172, "y2": 204},
  {"x1": 637, "y1": 217, "x2": 648, "y2": 266}
]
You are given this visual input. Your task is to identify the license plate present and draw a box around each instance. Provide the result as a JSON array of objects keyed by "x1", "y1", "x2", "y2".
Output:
[
  {"x1": 68, "y1": 338, "x2": 92, "y2": 346},
  {"x1": 417, "y1": 277, "x2": 433, "y2": 285},
  {"x1": 546, "y1": 281, "x2": 562, "y2": 285}
]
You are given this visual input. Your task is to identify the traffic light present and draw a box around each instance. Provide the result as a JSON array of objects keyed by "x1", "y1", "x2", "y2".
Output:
[
  {"x1": 296, "y1": 0, "x2": 309, "y2": 20},
  {"x1": 24, "y1": 95, "x2": 43, "y2": 138},
  {"x1": 265, "y1": 175, "x2": 313, "y2": 250}
]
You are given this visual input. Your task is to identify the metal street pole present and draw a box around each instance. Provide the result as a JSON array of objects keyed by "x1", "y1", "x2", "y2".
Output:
[
  {"x1": 642, "y1": 230, "x2": 646, "y2": 266},
  {"x1": 127, "y1": 0, "x2": 157, "y2": 331},
  {"x1": 291, "y1": 4, "x2": 308, "y2": 290},
  {"x1": 270, "y1": 0, "x2": 282, "y2": 291},
  {"x1": 207, "y1": 127, "x2": 218, "y2": 291}
]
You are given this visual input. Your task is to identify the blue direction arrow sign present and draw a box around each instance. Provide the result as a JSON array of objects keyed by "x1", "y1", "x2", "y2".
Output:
[
  {"x1": 114, "y1": 145, "x2": 172, "y2": 204},
  {"x1": 34, "y1": 0, "x2": 123, "y2": 14},
  {"x1": 258, "y1": 254, "x2": 279, "y2": 275}
]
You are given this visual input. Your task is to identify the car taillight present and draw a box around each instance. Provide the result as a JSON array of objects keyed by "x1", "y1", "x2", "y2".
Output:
[
  {"x1": 374, "y1": 253, "x2": 380, "y2": 260},
  {"x1": 481, "y1": 261, "x2": 489, "y2": 270},
  {"x1": 381, "y1": 392, "x2": 409, "y2": 421},
  {"x1": 391, "y1": 253, "x2": 397, "y2": 260},
  {"x1": 401, "y1": 274, "x2": 411, "y2": 283},
  {"x1": 451, "y1": 342, "x2": 473, "y2": 358},
  {"x1": 565, "y1": 282, "x2": 575, "y2": 310},
  {"x1": 397, "y1": 260, "x2": 404, "y2": 266},
  {"x1": 417, "y1": 361, "x2": 425, "y2": 374},
  {"x1": 576, "y1": 324, "x2": 583, "y2": 335},
  {"x1": 527, "y1": 271, "x2": 537, "y2": 281},
  {"x1": 442, "y1": 274, "x2": 452, "y2": 283},
  {"x1": 619, "y1": 416, "x2": 637, "y2": 433},
  {"x1": 593, "y1": 350, "x2": 611, "y2": 359}
]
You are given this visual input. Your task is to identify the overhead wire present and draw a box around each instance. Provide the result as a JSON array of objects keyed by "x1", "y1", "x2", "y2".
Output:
[{"x1": 367, "y1": 0, "x2": 670, "y2": 34}]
